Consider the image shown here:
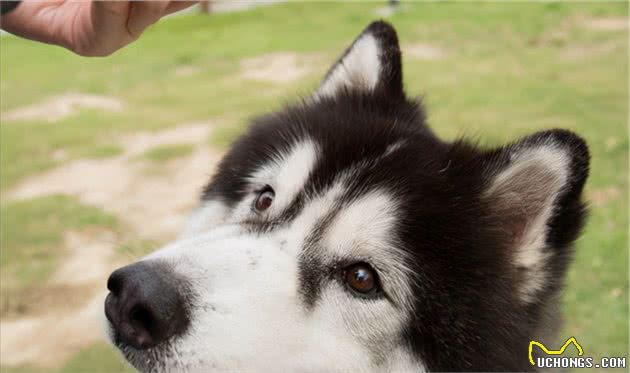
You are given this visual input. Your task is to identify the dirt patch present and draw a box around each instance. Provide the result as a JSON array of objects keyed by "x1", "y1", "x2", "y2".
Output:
[
  {"x1": 0, "y1": 231, "x2": 123, "y2": 367},
  {"x1": 403, "y1": 43, "x2": 446, "y2": 60},
  {"x1": 531, "y1": 14, "x2": 627, "y2": 60},
  {"x1": 606, "y1": 137, "x2": 619, "y2": 151},
  {"x1": 6, "y1": 123, "x2": 221, "y2": 240},
  {"x1": 560, "y1": 40, "x2": 622, "y2": 60},
  {"x1": 531, "y1": 15, "x2": 627, "y2": 48},
  {"x1": 51, "y1": 231, "x2": 118, "y2": 286},
  {"x1": 118, "y1": 123, "x2": 212, "y2": 158},
  {"x1": 582, "y1": 17, "x2": 628, "y2": 32},
  {"x1": 1, "y1": 283, "x2": 95, "y2": 320},
  {"x1": 174, "y1": 65, "x2": 201, "y2": 77},
  {"x1": 587, "y1": 186, "x2": 621, "y2": 207},
  {"x1": 240, "y1": 52, "x2": 318, "y2": 84},
  {"x1": 2, "y1": 93, "x2": 123, "y2": 122},
  {"x1": 1, "y1": 231, "x2": 117, "y2": 319},
  {"x1": 0, "y1": 292, "x2": 110, "y2": 367},
  {"x1": 52, "y1": 149, "x2": 69, "y2": 161}
]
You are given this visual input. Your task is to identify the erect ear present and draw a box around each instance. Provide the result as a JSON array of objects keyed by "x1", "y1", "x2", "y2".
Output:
[
  {"x1": 315, "y1": 21, "x2": 404, "y2": 99},
  {"x1": 482, "y1": 130, "x2": 589, "y2": 303}
]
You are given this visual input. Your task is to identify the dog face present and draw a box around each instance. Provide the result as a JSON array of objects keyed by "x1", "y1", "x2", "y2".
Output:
[{"x1": 104, "y1": 22, "x2": 589, "y2": 372}]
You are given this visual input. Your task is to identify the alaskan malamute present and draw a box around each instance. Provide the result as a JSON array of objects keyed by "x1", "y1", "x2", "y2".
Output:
[{"x1": 104, "y1": 21, "x2": 589, "y2": 372}]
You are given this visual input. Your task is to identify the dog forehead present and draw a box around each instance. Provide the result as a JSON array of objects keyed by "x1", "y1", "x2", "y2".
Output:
[{"x1": 324, "y1": 189, "x2": 398, "y2": 256}]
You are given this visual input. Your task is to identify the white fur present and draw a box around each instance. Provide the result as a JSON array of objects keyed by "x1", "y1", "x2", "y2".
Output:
[
  {"x1": 324, "y1": 190, "x2": 415, "y2": 311},
  {"x1": 283, "y1": 179, "x2": 345, "y2": 247},
  {"x1": 179, "y1": 200, "x2": 229, "y2": 239},
  {"x1": 240, "y1": 139, "x2": 319, "y2": 219},
  {"x1": 317, "y1": 34, "x2": 381, "y2": 98}
]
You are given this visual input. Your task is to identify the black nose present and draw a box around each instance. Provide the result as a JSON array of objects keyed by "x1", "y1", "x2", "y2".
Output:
[{"x1": 105, "y1": 261, "x2": 189, "y2": 349}]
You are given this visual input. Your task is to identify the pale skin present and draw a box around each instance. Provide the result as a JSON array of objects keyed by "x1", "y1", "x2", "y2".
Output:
[{"x1": 1, "y1": 1, "x2": 197, "y2": 57}]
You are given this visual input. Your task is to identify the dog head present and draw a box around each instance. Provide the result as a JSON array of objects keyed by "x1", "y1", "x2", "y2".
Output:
[{"x1": 104, "y1": 21, "x2": 589, "y2": 372}]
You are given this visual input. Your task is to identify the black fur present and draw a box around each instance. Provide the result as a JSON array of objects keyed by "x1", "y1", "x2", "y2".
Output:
[{"x1": 203, "y1": 21, "x2": 589, "y2": 371}]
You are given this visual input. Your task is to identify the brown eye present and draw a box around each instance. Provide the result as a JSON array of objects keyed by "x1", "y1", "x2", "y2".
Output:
[
  {"x1": 254, "y1": 186, "x2": 274, "y2": 212},
  {"x1": 343, "y1": 263, "x2": 380, "y2": 295}
]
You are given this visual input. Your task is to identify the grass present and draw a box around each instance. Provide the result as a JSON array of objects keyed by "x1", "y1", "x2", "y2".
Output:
[
  {"x1": 0, "y1": 195, "x2": 118, "y2": 318},
  {"x1": 115, "y1": 239, "x2": 161, "y2": 259},
  {"x1": 0, "y1": 343, "x2": 134, "y2": 373},
  {"x1": 137, "y1": 143, "x2": 194, "y2": 162},
  {"x1": 58, "y1": 343, "x2": 134, "y2": 373},
  {"x1": 0, "y1": 1, "x2": 627, "y2": 371},
  {"x1": 80, "y1": 144, "x2": 124, "y2": 159},
  {"x1": 0, "y1": 195, "x2": 117, "y2": 289}
]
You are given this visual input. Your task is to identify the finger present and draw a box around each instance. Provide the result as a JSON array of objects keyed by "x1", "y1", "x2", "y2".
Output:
[
  {"x1": 126, "y1": 1, "x2": 170, "y2": 38},
  {"x1": 164, "y1": 1, "x2": 198, "y2": 16}
]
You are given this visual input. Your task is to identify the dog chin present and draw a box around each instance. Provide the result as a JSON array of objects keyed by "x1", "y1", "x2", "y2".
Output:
[
  {"x1": 118, "y1": 344, "x2": 162, "y2": 373},
  {"x1": 103, "y1": 320, "x2": 168, "y2": 372},
  {"x1": 116, "y1": 340, "x2": 174, "y2": 373}
]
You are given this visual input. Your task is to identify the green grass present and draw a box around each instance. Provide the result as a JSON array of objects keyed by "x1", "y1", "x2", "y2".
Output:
[
  {"x1": 0, "y1": 195, "x2": 118, "y2": 289},
  {"x1": 0, "y1": 1, "x2": 627, "y2": 371},
  {"x1": 58, "y1": 343, "x2": 134, "y2": 373},
  {"x1": 0, "y1": 196, "x2": 118, "y2": 319},
  {"x1": 115, "y1": 239, "x2": 162, "y2": 262},
  {"x1": 80, "y1": 144, "x2": 124, "y2": 159},
  {"x1": 137, "y1": 143, "x2": 194, "y2": 162},
  {"x1": 0, "y1": 343, "x2": 134, "y2": 373}
]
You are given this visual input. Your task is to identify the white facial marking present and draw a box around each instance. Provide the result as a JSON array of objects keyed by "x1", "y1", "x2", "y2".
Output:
[
  {"x1": 283, "y1": 180, "x2": 345, "y2": 248},
  {"x1": 317, "y1": 34, "x2": 381, "y2": 98},
  {"x1": 324, "y1": 189, "x2": 415, "y2": 311},
  {"x1": 244, "y1": 139, "x2": 318, "y2": 215}
]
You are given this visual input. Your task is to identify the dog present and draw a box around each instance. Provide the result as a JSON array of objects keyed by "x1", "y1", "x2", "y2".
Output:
[{"x1": 104, "y1": 21, "x2": 589, "y2": 372}]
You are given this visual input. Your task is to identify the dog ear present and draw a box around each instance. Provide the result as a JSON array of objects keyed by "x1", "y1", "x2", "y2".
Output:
[
  {"x1": 482, "y1": 130, "x2": 589, "y2": 303},
  {"x1": 315, "y1": 21, "x2": 403, "y2": 99}
]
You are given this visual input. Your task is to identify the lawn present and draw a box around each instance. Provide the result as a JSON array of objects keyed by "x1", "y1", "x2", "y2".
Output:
[{"x1": 1, "y1": 2, "x2": 627, "y2": 371}]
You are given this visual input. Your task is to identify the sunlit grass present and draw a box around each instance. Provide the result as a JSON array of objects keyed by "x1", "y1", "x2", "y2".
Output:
[{"x1": 137, "y1": 143, "x2": 195, "y2": 162}]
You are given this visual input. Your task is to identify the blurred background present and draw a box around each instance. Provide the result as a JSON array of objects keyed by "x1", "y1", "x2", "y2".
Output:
[{"x1": 0, "y1": 1, "x2": 627, "y2": 372}]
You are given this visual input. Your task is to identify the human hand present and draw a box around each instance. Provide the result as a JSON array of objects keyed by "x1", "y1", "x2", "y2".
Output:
[{"x1": 1, "y1": 1, "x2": 197, "y2": 56}]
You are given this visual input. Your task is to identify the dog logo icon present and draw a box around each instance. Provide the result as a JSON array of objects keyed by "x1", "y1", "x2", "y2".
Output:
[{"x1": 529, "y1": 337, "x2": 584, "y2": 366}]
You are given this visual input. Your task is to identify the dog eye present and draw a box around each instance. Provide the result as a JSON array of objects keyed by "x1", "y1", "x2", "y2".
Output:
[
  {"x1": 254, "y1": 186, "x2": 275, "y2": 212},
  {"x1": 343, "y1": 263, "x2": 380, "y2": 295}
]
